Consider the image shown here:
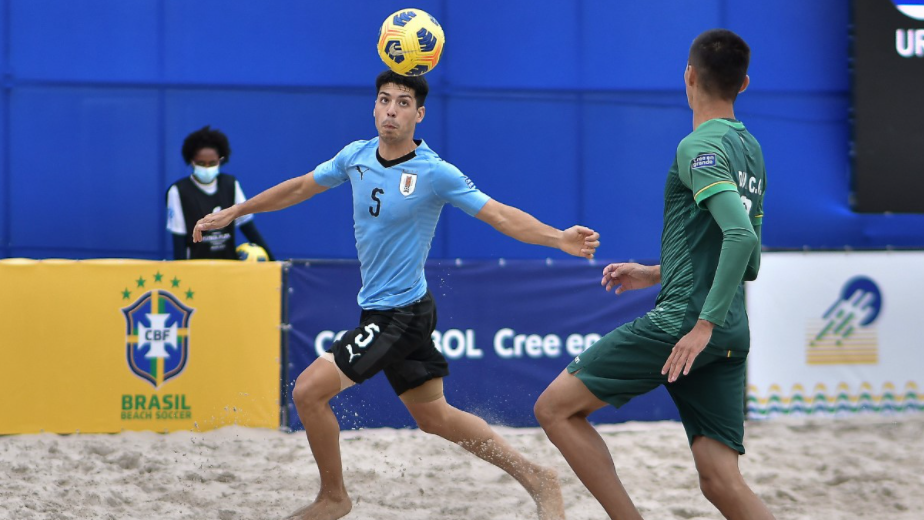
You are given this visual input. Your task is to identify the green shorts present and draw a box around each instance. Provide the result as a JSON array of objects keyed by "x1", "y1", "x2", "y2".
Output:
[{"x1": 568, "y1": 315, "x2": 748, "y2": 454}]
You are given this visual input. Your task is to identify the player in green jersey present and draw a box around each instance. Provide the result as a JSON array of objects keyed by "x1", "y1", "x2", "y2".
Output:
[{"x1": 534, "y1": 29, "x2": 775, "y2": 520}]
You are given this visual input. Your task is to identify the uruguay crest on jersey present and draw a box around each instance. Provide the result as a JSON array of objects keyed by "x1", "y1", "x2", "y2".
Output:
[
  {"x1": 400, "y1": 171, "x2": 418, "y2": 196},
  {"x1": 122, "y1": 289, "x2": 194, "y2": 388}
]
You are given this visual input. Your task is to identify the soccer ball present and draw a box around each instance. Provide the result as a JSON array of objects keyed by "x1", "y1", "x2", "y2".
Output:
[
  {"x1": 377, "y1": 8, "x2": 445, "y2": 76},
  {"x1": 236, "y1": 243, "x2": 268, "y2": 262}
]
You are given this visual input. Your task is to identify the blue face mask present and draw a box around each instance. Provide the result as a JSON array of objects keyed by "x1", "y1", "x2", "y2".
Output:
[{"x1": 192, "y1": 165, "x2": 220, "y2": 184}]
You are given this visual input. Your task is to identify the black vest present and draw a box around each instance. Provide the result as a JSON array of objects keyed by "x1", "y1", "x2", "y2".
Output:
[{"x1": 173, "y1": 174, "x2": 238, "y2": 259}]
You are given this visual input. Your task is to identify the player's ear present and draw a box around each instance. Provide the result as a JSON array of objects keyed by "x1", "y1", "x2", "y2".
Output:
[
  {"x1": 685, "y1": 64, "x2": 696, "y2": 87},
  {"x1": 416, "y1": 105, "x2": 425, "y2": 123},
  {"x1": 739, "y1": 75, "x2": 750, "y2": 93}
]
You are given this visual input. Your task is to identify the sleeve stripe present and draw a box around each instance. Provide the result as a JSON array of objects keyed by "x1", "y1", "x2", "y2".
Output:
[{"x1": 694, "y1": 180, "x2": 737, "y2": 200}]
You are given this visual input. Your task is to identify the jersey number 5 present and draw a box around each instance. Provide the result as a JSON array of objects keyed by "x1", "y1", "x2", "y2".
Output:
[{"x1": 369, "y1": 188, "x2": 384, "y2": 217}]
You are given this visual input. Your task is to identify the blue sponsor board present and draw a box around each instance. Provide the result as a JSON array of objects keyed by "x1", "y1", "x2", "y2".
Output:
[{"x1": 283, "y1": 259, "x2": 679, "y2": 430}]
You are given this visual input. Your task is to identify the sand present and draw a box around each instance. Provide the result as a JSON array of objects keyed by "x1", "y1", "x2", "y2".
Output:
[{"x1": 1, "y1": 414, "x2": 922, "y2": 520}]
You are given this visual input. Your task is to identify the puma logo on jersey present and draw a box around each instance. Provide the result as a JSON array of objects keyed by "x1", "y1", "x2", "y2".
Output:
[{"x1": 354, "y1": 165, "x2": 370, "y2": 180}]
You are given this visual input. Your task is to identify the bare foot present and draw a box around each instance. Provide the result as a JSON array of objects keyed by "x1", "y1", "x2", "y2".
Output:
[
  {"x1": 524, "y1": 466, "x2": 566, "y2": 520},
  {"x1": 283, "y1": 494, "x2": 352, "y2": 520}
]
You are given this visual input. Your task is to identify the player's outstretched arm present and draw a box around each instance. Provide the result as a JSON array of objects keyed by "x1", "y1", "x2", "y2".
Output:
[
  {"x1": 475, "y1": 199, "x2": 600, "y2": 259},
  {"x1": 601, "y1": 263, "x2": 661, "y2": 294},
  {"x1": 193, "y1": 172, "x2": 328, "y2": 243}
]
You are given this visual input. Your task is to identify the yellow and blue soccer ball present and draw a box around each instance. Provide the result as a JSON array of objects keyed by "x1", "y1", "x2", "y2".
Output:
[
  {"x1": 236, "y1": 243, "x2": 268, "y2": 262},
  {"x1": 377, "y1": 8, "x2": 445, "y2": 76}
]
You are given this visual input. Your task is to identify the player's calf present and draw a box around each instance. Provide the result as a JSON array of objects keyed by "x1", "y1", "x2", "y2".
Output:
[{"x1": 691, "y1": 436, "x2": 776, "y2": 520}]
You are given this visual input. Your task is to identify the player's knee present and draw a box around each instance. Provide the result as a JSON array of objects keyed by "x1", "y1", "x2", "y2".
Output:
[
  {"x1": 698, "y1": 466, "x2": 745, "y2": 504},
  {"x1": 292, "y1": 372, "x2": 331, "y2": 410},
  {"x1": 412, "y1": 407, "x2": 451, "y2": 436},
  {"x1": 290, "y1": 376, "x2": 314, "y2": 408},
  {"x1": 533, "y1": 390, "x2": 561, "y2": 429},
  {"x1": 699, "y1": 474, "x2": 728, "y2": 504},
  {"x1": 693, "y1": 437, "x2": 747, "y2": 503},
  {"x1": 415, "y1": 417, "x2": 441, "y2": 435}
]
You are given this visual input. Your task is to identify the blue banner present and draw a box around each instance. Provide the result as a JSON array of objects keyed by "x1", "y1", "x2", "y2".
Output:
[{"x1": 284, "y1": 259, "x2": 680, "y2": 430}]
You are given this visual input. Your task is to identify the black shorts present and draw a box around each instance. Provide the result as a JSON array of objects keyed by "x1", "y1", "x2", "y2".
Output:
[{"x1": 328, "y1": 292, "x2": 449, "y2": 395}]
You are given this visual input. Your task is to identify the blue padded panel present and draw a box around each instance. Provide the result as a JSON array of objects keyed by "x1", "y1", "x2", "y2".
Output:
[
  {"x1": 10, "y1": 87, "x2": 161, "y2": 256},
  {"x1": 10, "y1": 0, "x2": 160, "y2": 82},
  {"x1": 728, "y1": 0, "x2": 849, "y2": 92},
  {"x1": 440, "y1": 94, "x2": 581, "y2": 258},
  {"x1": 581, "y1": 94, "x2": 691, "y2": 261},
  {"x1": 163, "y1": 1, "x2": 446, "y2": 86},
  {"x1": 444, "y1": 1, "x2": 580, "y2": 89},
  {"x1": 582, "y1": 1, "x2": 721, "y2": 90}
]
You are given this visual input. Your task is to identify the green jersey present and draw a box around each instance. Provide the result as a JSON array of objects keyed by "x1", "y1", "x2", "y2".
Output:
[{"x1": 649, "y1": 118, "x2": 766, "y2": 349}]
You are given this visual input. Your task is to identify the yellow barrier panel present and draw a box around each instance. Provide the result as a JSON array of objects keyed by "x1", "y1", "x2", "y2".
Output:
[{"x1": 0, "y1": 259, "x2": 281, "y2": 434}]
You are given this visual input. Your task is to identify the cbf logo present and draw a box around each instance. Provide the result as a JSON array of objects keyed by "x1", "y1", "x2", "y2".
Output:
[
  {"x1": 806, "y1": 276, "x2": 882, "y2": 365},
  {"x1": 121, "y1": 272, "x2": 195, "y2": 388}
]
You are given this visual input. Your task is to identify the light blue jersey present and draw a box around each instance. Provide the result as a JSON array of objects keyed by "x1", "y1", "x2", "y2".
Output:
[{"x1": 313, "y1": 138, "x2": 490, "y2": 310}]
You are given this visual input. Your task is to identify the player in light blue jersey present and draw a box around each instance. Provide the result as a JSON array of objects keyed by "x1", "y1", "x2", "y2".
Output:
[{"x1": 193, "y1": 70, "x2": 599, "y2": 520}]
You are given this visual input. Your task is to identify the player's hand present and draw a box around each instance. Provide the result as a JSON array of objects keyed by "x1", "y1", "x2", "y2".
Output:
[
  {"x1": 601, "y1": 263, "x2": 658, "y2": 294},
  {"x1": 662, "y1": 319, "x2": 714, "y2": 383},
  {"x1": 192, "y1": 207, "x2": 237, "y2": 242},
  {"x1": 560, "y1": 226, "x2": 600, "y2": 259}
]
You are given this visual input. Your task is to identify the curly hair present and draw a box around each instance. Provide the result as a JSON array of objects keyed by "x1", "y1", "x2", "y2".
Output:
[{"x1": 181, "y1": 125, "x2": 231, "y2": 164}]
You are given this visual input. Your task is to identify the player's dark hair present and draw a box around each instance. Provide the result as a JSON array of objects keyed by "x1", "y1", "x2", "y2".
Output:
[
  {"x1": 181, "y1": 125, "x2": 231, "y2": 164},
  {"x1": 688, "y1": 29, "x2": 750, "y2": 101},
  {"x1": 375, "y1": 70, "x2": 428, "y2": 108}
]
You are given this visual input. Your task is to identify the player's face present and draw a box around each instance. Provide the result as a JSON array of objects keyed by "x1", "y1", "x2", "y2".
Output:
[{"x1": 374, "y1": 83, "x2": 425, "y2": 143}]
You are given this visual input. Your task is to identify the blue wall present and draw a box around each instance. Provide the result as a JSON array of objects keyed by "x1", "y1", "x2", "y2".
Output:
[{"x1": 1, "y1": 0, "x2": 922, "y2": 261}]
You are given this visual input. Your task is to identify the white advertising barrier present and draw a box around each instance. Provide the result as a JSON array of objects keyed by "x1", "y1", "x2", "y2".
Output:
[{"x1": 746, "y1": 251, "x2": 923, "y2": 419}]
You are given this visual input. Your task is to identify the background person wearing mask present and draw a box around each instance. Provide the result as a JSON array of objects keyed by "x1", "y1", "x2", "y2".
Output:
[{"x1": 166, "y1": 125, "x2": 274, "y2": 260}]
